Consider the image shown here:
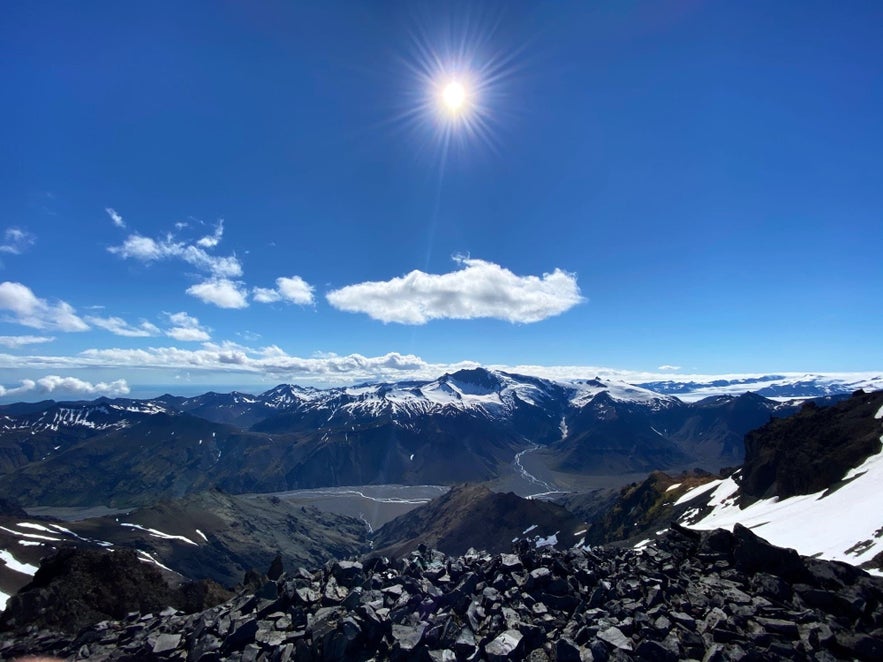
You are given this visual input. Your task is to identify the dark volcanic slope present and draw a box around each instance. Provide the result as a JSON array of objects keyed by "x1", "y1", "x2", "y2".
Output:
[
  {"x1": 560, "y1": 469, "x2": 719, "y2": 546},
  {"x1": 741, "y1": 389, "x2": 883, "y2": 502},
  {"x1": 371, "y1": 484, "x2": 587, "y2": 558},
  {"x1": 0, "y1": 547, "x2": 230, "y2": 634},
  {"x1": 13, "y1": 490, "x2": 371, "y2": 589},
  {"x1": 4, "y1": 525, "x2": 882, "y2": 660}
]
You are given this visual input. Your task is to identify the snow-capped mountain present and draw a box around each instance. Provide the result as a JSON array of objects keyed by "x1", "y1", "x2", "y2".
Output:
[{"x1": 0, "y1": 367, "x2": 877, "y2": 508}]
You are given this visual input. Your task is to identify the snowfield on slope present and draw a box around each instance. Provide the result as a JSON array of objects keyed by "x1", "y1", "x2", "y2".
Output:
[{"x1": 680, "y1": 439, "x2": 883, "y2": 569}]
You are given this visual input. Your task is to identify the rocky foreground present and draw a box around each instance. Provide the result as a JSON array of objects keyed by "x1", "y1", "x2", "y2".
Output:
[{"x1": 3, "y1": 524, "x2": 883, "y2": 661}]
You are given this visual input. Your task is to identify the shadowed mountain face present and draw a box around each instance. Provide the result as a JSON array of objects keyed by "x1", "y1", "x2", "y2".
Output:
[
  {"x1": 740, "y1": 389, "x2": 883, "y2": 502},
  {"x1": 0, "y1": 368, "x2": 852, "y2": 507},
  {"x1": 371, "y1": 484, "x2": 587, "y2": 558},
  {"x1": 0, "y1": 547, "x2": 231, "y2": 634}
]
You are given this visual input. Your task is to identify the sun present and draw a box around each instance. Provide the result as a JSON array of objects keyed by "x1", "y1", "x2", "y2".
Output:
[
  {"x1": 442, "y1": 81, "x2": 467, "y2": 114},
  {"x1": 394, "y1": 11, "x2": 522, "y2": 159}
]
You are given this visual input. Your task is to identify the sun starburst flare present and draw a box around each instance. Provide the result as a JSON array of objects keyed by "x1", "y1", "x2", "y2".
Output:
[{"x1": 392, "y1": 12, "x2": 523, "y2": 162}]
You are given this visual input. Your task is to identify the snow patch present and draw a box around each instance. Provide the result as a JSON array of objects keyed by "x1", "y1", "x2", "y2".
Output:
[
  {"x1": 16, "y1": 522, "x2": 55, "y2": 533},
  {"x1": 665, "y1": 483, "x2": 682, "y2": 493},
  {"x1": 195, "y1": 529, "x2": 208, "y2": 542},
  {"x1": 535, "y1": 533, "x2": 558, "y2": 549},
  {"x1": 0, "y1": 525, "x2": 62, "y2": 542},
  {"x1": 1, "y1": 548, "x2": 39, "y2": 576},
  {"x1": 120, "y1": 523, "x2": 198, "y2": 546},
  {"x1": 136, "y1": 550, "x2": 176, "y2": 573},
  {"x1": 522, "y1": 524, "x2": 538, "y2": 535},
  {"x1": 876, "y1": 404, "x2": 883, "y2": 420},
  {"x1": 674, "y1": 479, "x2": 722, "y2": 506}
]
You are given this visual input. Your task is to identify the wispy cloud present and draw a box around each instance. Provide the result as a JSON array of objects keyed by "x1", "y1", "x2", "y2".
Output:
[
  {"x1": 657, "y1": 365, "x2": 682, "y2": 371},
  {"x1": 253, "y1": 276, "x2": 315, "y2": 305},
  {"x1": 0, "y1": 282, "x2": 89, "y2": 332},
  {"x1": 164, "y1": 311, "x2": 211, "y2": 342},
  {"x1": 86, "y1": 315, "x2": 161, "y2": 337},
  {"x1": 186, "y1": 278, "x2": 249, "y2": 309},
  {"x1": 326, "y1": 257, "x2": 585, "y2": 324},
  {"x1": 0, "y1": 228, "x2": 36, "y2": 255},
  {"x1": 108, "y1": 224, "x2": 242, "y2": 278},
  {"x1": 105, "y1": 207, "x2": 125, "y2": 228},
  {"x1": 0, "y1": 375, "x2": 129, "y2": 399},
  {"x1": 195, "y1": 220, "x2": 224, "y2": 248},
  {"x1": 0, "y1": 335, "x2": 55, "y2": 348}
]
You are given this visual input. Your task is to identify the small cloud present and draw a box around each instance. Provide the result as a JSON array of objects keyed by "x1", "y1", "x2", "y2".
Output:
[
  {"x1": 253, "y1": 275, "x2": 315, "y2": 305},
  {"x1": 105, "y1": 208, "x2": 125, "y2": 228},
  {"x1": 164, "y1": 311, "x2": 211, "y2": 342},
  {"x1": 0, "y1": 376, "x2": 129, "y2": 399},
  {"x1": 253, "y1": 287, "x2": 281, "y2": 303},
  {"x1": 0, "y1": 335, "x2": 55, "y2": 348},
  {"x1": 0, "y1": 281, "x2": 89, "y2": 332},
  {"x1": 196, "y1": 219, "x2": 224, "y2": 249},
  {"x1": 326, "y1": 257, "x2": 585, "y2": 324},
  {"x1": 186, "y1": 278, "x2": 249, "y2": 309},
  {"x1": 657, "y1": 365, "x2": 682, "y2": 371},
  {"x1": 86, "y1": 315, "x2": 161, "y2": 337},
  {"x1": 0, "y1": 228, "x2": 36, "y2": 255}
]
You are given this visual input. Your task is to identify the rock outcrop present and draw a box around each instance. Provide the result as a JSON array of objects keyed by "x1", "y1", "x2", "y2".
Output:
[
  {"x1": 741, "y1": 389, "x2": 883, "y2": 502},
  {"x1": 0, "y1": 547, "x2": 230, "y2": 634},
  {"x1": 3, "y1": 525, "x2": 882, "y2": 660},
  {"x1": 371, "y1": 484, "x2": 587, "y2": 558}
]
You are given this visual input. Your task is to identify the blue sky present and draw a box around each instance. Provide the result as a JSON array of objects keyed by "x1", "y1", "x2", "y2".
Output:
[{"x1": 1, "y1": 1, "x2": 881, "y2": 399}]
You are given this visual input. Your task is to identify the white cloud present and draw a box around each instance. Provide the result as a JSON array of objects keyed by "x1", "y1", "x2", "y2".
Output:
[
  {"x1": 186, "y1": 279, "x2": 249, "y2": 309},
  {"x1": 109, "y1": 231, "x2": 242, "y2": 278},
  {"x1": 657, "y1": 365, "x2": 682, "y2": 371},
  {"x1": 164, "y1": 312, "x2": 211, "y2": 342},
  {"x1": 0, "y1": 228, "x2": 36, "y2": 255},
  {"x1": 0, "y1": 282, "x2": 89, "y2": 332},
  {"x1": 326, "y1": 257, "x2": 584, "y2": 324},
  {"x1": 86, "y1": 315, "x2": 161, "y2": 337},
  {"x1": 0, "y1": 375, "x2": 130, "y2": 399},
  {"x1": 196, "y1": 220, "x2": 224, "y2": 248},
  {"x1": 0, "y1": 335, "x2": 55, "y2": 348},
  {"x1": 253, "y1": 287, "x2": 281, "y2": 303},
  {"x1": 105, "y1": 208, "x2": 125, "y2": 228},
  {"x1": 253, "y1": 275, "x2": 315, "y2": 305}
]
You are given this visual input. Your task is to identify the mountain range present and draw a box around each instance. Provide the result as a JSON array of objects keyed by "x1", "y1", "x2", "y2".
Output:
[{"x1": 2, "y1": 368, "x2": 870, "y2": 508}]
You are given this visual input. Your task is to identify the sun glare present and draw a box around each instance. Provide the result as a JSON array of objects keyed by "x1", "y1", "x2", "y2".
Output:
[
  {"x1": 442, "y1": 81, "x2": 467, "y2": 114},
  {"x1": 394, "y1": 11, "x2": 523, "y2": 162}
]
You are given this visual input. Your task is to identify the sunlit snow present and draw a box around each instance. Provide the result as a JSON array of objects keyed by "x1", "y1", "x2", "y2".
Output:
[
  {"x1": 684, "y1": 442, "x2": 883, "y2": 567},
  {"x1": 0, "y1": 549, "x2": 38, "y2": 576},
  {"x1": 120, "y1": 523, "x2": 198, "y2": 546},
  {"x1": 674, "y1": 480, "x2": 721, "y2": 506}
]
